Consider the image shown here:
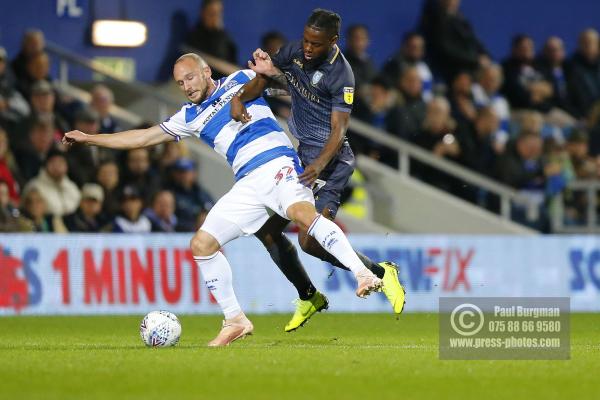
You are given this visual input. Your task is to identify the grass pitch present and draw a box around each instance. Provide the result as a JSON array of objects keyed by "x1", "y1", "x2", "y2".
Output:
[{"x1": 0, "y1": 313, "x2": 598, "y2": 400}]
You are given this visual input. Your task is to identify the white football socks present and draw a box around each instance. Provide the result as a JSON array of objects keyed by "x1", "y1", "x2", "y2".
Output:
[
  {"x1": 307, "y1": 215, "x2": 369, "y2": 277},
  {"x1": 194, "y1": 252, "x2": 242, "y2": 319}
]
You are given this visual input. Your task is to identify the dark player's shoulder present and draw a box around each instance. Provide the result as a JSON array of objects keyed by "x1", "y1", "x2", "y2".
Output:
[
  {"x1": 336, "y1": 51, "x2": 355, "y2": 77},
  {"x1": 325, "y1": 47, "x2": 355, "y2": 88}
]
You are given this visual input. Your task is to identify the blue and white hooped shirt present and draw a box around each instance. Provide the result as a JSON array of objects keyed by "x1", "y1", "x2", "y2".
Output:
[{"x1": 160, "y1": 69, "x2": 300, "y2": 180}]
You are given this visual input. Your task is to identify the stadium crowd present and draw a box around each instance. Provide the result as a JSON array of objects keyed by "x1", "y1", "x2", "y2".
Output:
[
  {"x1": 0, "y1": 30, "x2": 215, "y2": 233},
  {"x1": 1, "y1": 0, "x2": 600, "y2": 232}
]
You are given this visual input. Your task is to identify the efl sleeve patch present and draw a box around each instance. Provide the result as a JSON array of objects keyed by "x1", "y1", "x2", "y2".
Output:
[{"x1": 343, "y1": 87, "x2": 354, "y2": 105}]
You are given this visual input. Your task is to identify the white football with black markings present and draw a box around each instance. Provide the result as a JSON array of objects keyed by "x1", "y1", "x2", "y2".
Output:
[{"x1": 140, "y1": 310, "x2": 182, "y2": 347}]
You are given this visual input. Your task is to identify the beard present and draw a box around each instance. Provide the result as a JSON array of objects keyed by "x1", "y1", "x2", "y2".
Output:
[{"x1": 189, "y1": 85, "x2": 208, "y2": 104}]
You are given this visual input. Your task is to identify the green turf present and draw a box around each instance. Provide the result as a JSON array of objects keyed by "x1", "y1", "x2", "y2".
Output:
[{"x1": 0, "y1": 313, "x2": 598, "y2": 400}]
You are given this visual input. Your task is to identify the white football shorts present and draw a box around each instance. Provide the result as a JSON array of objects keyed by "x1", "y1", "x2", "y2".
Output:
[{"x1": 200, "y1": 156, "x2": 314, "y2": 246}]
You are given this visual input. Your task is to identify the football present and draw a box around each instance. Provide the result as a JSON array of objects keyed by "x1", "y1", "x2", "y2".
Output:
[{"x1": 139, "y1": 311, "x2": 182, "y2": 347}]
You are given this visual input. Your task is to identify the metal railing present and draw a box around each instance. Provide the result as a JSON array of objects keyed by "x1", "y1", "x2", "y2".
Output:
[{"x1": 46, "y1": 41, "x2": 181, "y2": 121}]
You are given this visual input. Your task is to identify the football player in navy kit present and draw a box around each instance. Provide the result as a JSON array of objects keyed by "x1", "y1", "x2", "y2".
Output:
[{"x1": 231, "y1": 9, "x2": 405, "y2": 331}]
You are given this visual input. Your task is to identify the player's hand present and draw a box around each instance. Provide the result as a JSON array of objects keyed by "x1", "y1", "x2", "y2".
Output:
[
  {"x1": 298, "y1": 162, "x2": 325, "y2": 187},
  {"x1": 248, "y1": 48, "x2": 276, "y2": 76},
  {"x1": 253, "y1": 48, "x2": 270, "y2": 61},
  {"x1": 230, "y1": 96, "x2": 252, "y2": 123},
  {"x1": 62, "y1": 130, "x2": 88, "y2": 147}
]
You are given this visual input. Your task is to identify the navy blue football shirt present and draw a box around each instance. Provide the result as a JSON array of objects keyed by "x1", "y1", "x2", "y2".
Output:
[{"x1": 271, "y1": 40, "x2": 355, "y2": 146}]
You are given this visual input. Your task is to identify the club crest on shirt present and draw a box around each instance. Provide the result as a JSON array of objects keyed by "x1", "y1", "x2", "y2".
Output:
[
  {"x1": 311, "y1": 71, "x2": 324, "y2": 86},
  {"x1": 343, "y1": 87, "x2": 354, "y2": 104},
  {"x1": 222, "y1": 80, "x2": 238, "y2": 92}
]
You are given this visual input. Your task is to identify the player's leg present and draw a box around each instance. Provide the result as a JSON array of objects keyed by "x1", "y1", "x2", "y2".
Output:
[
  {"x1": 298, "y1": 202, "x2": 405, "y2": 314},
  {"x1": 298, "y1": 145, "x2": 405, "y2": 314},
  {"x1": 298, "y1": 144, "x2": 387, "y2": 279},
  {"x1": 255, "y1": 169, "x2": 328, "y2": 333},
  {"x1": 191, "y1": 189, "x2": 261, "y2": 347},
  {"x1": 297, "y1": 204, "x2": 385, "y2": 278},
  {"x1": 254, "y1": 214, "x2": 317, "y2": 301},
  {"x1": 285, "y1": 200, "x2": 382, "y2": 297}
]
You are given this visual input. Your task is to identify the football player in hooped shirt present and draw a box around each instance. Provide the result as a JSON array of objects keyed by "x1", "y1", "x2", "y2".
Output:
[
  {"x1": 62, "y1": 53, "x2": 384, "y2": 346},
  {"x1": 231, "y1": 9, "x2": 406, "y2": 330}
]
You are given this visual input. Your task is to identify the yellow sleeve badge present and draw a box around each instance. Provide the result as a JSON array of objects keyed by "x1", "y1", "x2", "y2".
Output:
[{"x1": 343, "y1": 87, "x2": 354, "y2": 105}]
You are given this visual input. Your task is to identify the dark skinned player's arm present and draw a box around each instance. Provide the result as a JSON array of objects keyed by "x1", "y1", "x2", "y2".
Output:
[
  {"x1": 231, "y1": 70, "x2": 289, "y2": 123},
  {"x1": 298, "y1": 110, "x2": 350, "y2": 185},
  {"x1": 234, "y1": 70, "x2": 287, "y2": 103}
]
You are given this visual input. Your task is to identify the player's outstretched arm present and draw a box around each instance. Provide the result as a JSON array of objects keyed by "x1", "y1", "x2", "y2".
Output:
[{"x1": 62, "y1": 125, "x2": 173, "y2": 149}]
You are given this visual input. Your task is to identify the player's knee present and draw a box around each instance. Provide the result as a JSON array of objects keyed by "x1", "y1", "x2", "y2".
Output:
[
  {"x1": 190, "y1": 230, "x2": 220, "y2": 256},
  {"x1": 286, "y1": 202, "x2": 318, "y2": 232}
]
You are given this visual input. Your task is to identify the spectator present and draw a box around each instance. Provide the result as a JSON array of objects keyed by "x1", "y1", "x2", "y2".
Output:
[
  {"x1": 396, "y1": 66, "x2": 428, "y2": 140},
  {"x1": 536, "y1": 36, "x2": 571, "y2": 113},
  {"x1": 0, "y1": 46, "x2": 30, "y2": 128},
  {"x1": 566, "y1": 129, "x2": 593, "y2": 179},
  {"x1": 11, "y1": 30, "x2": 45, "y2": 82},
  {"x1": 16, "y1": 51, "x2": 51, "y2": 100},
  {"x1": 157, "y1": 140, "x2": 190, "y2": 179},
  {"x1": 471, "y1": 63, "x2": 511, "y2": 151},
  {"x1": 419, "y1": 0, "x2": 489, "y2": 81},
  {"x1": 95, "y1": 160, "x2": 120, "y2": 219},
  {"x1": 186, "y1": 0, "x2": 237, "y2": 67},
  {"x1": 382, "y1": 32, "x2": 433, "y2": 101},
  {"x1": 15, "y1": 80, "x2": 70, "y2": 144},
  {"x1": 501, "y1": 35, "x2": 553, "y2": 112},
  {"x1": 14, "y1": 116, "x2": 57, "y2": 181},
  {"x1": 344, "y1": 24, "x2": 377, "y2": 91},
  {"x1": 464, "y1": 106, "x2": 501, "y2": 176},
  {"x1": 516, "y1": 109, "x2": 564, "y2": 143},
  {"x1": 586, "y1": 102, "x2": 600, "y2": 156},
  {"x1": 63, "y1": 183, "x2": 106, "y2": 232},
  {"x1": 494, "y1": 131, "x2": 552, "y2": 230},
  {"x1": 143, "y1": 190, "x2": 178, "y2": 232},
  {"x1": 261, "y1": 31, "x2": 286, "y2": 56},
  {"x1": 352, "y1": 76, "x2": 402, "y2": 163},
  {"x1": 19, "y1": 186, "x2": 66, "y2": 232},
  {"x1": 449, "y1": 71, "x2": 477, "y2": 125},
  {"x1": 568, "y1": 29, "x2": 600, "y2": 118},
  {"x1": 543, "y1": 137, "x2": 575, "y2": 225},
  {"x1": 23, "y1": 149, "x2": 80, "y2": 217},
  {"x1": 0, "y1": 179, "x2": 31, "y2": 232},
  {"x1": 354, "y1": 76, "x2": 401, "y2": 136},
  {"x1": 165, "y1": 158, "x2": 214, "y2": 232},
  {"x1": 412, "y1": 97, "x2": 468, "y2": 196},
  {"x1": 90, "y1": 84, "x2": 120, "y2": 133},
  {"x1": 66, "y1": 106, "x2": 117, "y2": 186},
  {"x1": 494, "y1": 131, "x2": 545, "y2": 189},
  {"x1": 0, "y1": 127, "x2": 21, "y2": 205},
  {"x1": 110, "y1": 185, "x2": 151, "y2": 233},
  {"x1": 121, "y1": 147, "x2": 161, "y2": 204}
]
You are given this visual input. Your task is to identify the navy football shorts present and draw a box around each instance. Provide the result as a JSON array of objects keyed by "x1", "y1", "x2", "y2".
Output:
[{"x1": 297, "y1": 143, "x2": 355, "y2": 219}]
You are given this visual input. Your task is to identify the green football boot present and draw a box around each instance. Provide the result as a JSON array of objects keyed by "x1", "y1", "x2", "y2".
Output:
[
  {"x1": 284, "y1": 291, "x2": 329, "y2": 332},
  {"x1": 379, "y1": 261, "x2": 406, "y2": 314}
]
